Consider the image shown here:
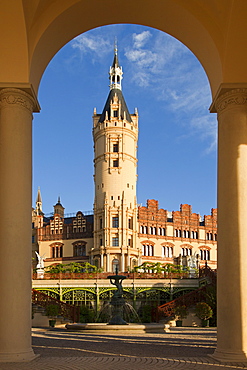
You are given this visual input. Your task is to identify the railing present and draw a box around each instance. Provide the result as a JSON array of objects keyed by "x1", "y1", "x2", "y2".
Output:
[
  {"x1": 44, "y1": 211, "x2": 93, "y2": 218},
  {"x1": 32, "y1": 271, "x2": 199, "y2": 280},
  {"x1": 156, "y1": 284, "x2": 213, "y2": 321},
  {"x1": 32, "y1": 289, "x2": 80, "y2": 323},
  {"x1": 38, "y1": 232, "x2": 93, "y2": 241}
]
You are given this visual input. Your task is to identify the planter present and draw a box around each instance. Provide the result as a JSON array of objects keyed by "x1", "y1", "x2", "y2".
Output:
[
  {"x1": 176, "y1": 320, "x2": 182, "y2": 327},
  {"x1": 49, "y1": 319, "x2": 56, "y2": 327},
  {"x1": 201, "y1": 319, "x2": 209, "y2": 327}
]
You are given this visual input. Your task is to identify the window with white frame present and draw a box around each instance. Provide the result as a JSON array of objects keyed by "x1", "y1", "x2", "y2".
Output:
[
  {"x1": 112, "y1": 216, "x2": 119, "y2": 228},
  {"x1": 112, "y1": 236, "x2": 119, "y2": 247},
  {"x1": 200, "y1": 249, "x2": 210, "y2": 260},
  {"x1": 142, "y1": 244, "x2": 154, "y2": 256},
  {"x1": 181, "y1": 247, "x2": 192, "y2": 256},
  {"x1": 163, "y1": 246, "x2": 173, "y2": 258}
]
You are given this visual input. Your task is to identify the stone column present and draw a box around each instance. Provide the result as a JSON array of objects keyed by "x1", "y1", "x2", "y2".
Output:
[
  {"x1": 127, "y1": 250, "x2": 130, "y2": 269},
  {"x1": 212, "y1": 87, "x2": 247, "y2": 362},
  {"x1": 100, "y1": 250, "x2": 104, "y2": 269},
  {"x1": 0, "y1": 88, "x2": 37, "y2": 362},
  {"x1": 106, "y1": 253, "x2": 110, "y2": 272},
  {"x1": 121, "y1": 252, "x2": 125, "y2": 272}
]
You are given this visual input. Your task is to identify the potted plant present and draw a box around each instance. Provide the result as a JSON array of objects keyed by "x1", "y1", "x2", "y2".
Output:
[
  {"x1": 174, "y1": 305, "x2": 188, "y2": 327},
  {"x1": 46, "y1": 304, "x2": 60, "y2": 327},
  {"x1": 195, "y1": 302, "x2": 213, "y2": 327}
]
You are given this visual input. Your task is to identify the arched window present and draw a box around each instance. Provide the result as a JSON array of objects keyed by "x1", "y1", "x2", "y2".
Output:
[
  {"x1": 142, "y1": 244, "x2": 154, "y2": 256},
  {"x1": 200, "y1": 248, "x2": 210, "y2": 260},
  {"x1": 181, "y1": 247, "x2": 192, "y2": 256},
  {"x1": 94, "y1": 259, "x2": 99, "y2": 268},
  {"x1": 132, "y1": 258, "x2": 137, "y2": 269},
  {"x1": 112, "y1": 259, "x2": 119, "y2": 273},
  {"x1": 163, "y1": 246, "x2": 173, "y2": 258}
]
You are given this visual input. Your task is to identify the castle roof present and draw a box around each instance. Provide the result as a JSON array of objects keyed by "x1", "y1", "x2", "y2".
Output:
[{"x1": 99, "y1": 88, "x2": 132, "y2": 123}]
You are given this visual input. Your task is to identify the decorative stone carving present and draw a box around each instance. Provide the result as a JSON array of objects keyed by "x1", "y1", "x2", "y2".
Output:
[
  {"x1": 214, "y1": 88, "x2": 247, "y2": 113},
  {"x1": 0, "y1": 88, "x2": 35, "y2": 114}
]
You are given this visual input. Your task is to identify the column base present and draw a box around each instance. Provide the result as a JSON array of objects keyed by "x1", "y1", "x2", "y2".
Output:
[
  {"x1": 210, "y1": 348, "x2": 247, "y2": 363},
  {"x1": 0, "y1": 349, "x2": 39, "y2": 362}
]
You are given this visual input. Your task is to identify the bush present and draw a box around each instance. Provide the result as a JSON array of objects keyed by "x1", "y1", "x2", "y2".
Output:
[
  {"x1": 174, "y1": 305, "x2": 188, "y2": 320},
  {"x1": 139, "y1": 304, "x2": 152, "y2": 323},
  {"x1": 80, "y1": 305, "x2": 95, "y2": 323},
  {"x1": 46, "y1": 304, "x2": 60, "y2": 318},
  {"x1": 195, "y1": 302, "x2": 213, "y2": 320}
]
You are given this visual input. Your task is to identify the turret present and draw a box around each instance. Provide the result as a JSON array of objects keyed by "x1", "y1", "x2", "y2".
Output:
[
  {"x1": 92, "y1": 44, "x2": 139, "y2": 273},
  {"x1": 53, "y1": 196, "x2": 65, "y2": 218}
]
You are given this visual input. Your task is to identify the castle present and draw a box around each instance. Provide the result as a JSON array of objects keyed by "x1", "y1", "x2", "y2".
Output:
[{"x1": 32, "y1": 47, "x2": 217, "y2": 272}]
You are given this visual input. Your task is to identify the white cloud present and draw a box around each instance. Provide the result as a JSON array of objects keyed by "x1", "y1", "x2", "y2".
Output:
[
  {"x1": 132, "y1": 71, "x2": 150, "y2": 87},
  {"x1": 125, "y1": 30, "x2": 216, "y2": 153},
  {"x1": 71, "y1": 34, "x2": 111, "y2": 56},
  {"x1": 190, "y1": 115, "x2": 217, "y2": 154},
  {"x1": 125, "y1": 49, "x2": 157, "y2": 69},
  {"x1": 70, "y1": 28, "x2": 216, "y2": 154},
  {"x1": 133, "y1": 31, "x2": 151, "y2": 48}
]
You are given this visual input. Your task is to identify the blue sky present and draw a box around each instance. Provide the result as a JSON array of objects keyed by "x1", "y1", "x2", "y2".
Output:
[{"x1": 33, "y1": 24, "x2": 217, "y2": 218}]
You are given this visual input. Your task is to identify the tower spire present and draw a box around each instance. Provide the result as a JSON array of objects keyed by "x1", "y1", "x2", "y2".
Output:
[
  {"x1": 114, "y1": 37, "x2": 117, "y2": 56},
  {"x1": 36, "y1": 187, "x2": 42, "y2": 214},
  {"x1": 109, "y1": 40, "x2": 123, "y2": 91}
]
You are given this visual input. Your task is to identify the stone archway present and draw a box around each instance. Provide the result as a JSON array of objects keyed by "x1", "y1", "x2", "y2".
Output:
[{"x1": 1, "y1": 0, "x2": 247, "y2": 363}]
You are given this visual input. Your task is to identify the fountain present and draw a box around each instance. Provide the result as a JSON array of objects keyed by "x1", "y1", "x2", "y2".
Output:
[
  {"x1": 66, "y1": 269, "x2": 169, "y2": 333},
  {"x1": 107, "y1": 267, "x2": 128, "y2": 325}
]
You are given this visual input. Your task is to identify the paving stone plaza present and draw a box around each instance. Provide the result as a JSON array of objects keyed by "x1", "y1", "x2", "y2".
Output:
[{"x1": 1, "y1": 327, "x2": 247, "y2": 370}]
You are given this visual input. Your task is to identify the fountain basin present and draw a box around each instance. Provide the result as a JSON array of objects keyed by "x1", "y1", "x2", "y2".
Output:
[{"x1": 65, "y1": 322, "x2": 170, "y2": 333}]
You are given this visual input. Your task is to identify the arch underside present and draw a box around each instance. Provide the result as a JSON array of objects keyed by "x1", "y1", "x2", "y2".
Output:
[{"x1": 3, "y1": 0, "x2": 245, "y2": 99}]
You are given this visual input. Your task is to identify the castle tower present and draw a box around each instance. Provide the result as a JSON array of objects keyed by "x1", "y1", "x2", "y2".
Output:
[
  {"x1": 32, "y1": 187, "x2": 44, "y2": 228},
  {"x1": 36, "y1": 187, "x2": 43, "y2": 215},
  {"x1": 92, "y1": 45, "x2": 140, "y2": 272},
  {"x1": 53, "y1": 196, "x2": 65, "y2": 218}
]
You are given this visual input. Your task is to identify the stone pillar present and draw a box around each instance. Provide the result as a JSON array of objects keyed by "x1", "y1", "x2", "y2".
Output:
[
  {"x1": 0, "y1": 88, "x2": 38, "y2": 362},
  {"x1": 212, "y1": 87, "x2": 247, "y2": 362},
  {"x1": 127, "y1": 251, "x2": 130, "y2": 269},
  {"x1": 100, "y1": 251, "x2": 104, "y2": 269},
  {"x1": 106, "y1": 253, "x2": 110, "y2": 272},
  {"x1": 121, "y1": 252, "x2": 125, "y2": 272}
]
